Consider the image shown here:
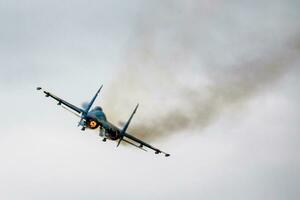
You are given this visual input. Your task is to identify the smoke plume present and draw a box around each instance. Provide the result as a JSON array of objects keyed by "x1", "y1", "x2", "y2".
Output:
[{"x1": 102, "y1": 1, "x2": 300, "y2": 141}]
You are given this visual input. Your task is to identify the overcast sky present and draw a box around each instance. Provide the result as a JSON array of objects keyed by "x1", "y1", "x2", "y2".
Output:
[{"x1": 0, "y1": 0, "x2": 300, "y2": 200}]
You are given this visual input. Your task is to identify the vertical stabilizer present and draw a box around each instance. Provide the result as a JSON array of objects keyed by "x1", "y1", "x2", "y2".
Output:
[
  {"x1": 117, "y1": 104, "x2": 139, "y2": 147},
  {"x1": 78, "y1": 85, "x2": 103, "y2": 129},
  {"x1": 84, "y1": 85, "x2": 103, "y2": 114}
]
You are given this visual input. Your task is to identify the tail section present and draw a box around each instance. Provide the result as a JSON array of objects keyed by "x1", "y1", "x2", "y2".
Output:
[
  {"x1": 117, "y1": 104, "x2": 139, "y2": 147},
  {"x1": 78, "y1": 85, "x2": 103, "y2": 129},
  {"x1": 84, "y1": 85, "x2": 103, "y2": 114}
]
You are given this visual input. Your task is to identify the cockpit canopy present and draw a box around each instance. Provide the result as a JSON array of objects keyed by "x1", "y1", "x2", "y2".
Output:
[
  {"x1": 94, "y1": 106, "x2": 103, "y2": 111},
  {"x1": 90, "y1": 106, "x2": 107, "y2": 121}
]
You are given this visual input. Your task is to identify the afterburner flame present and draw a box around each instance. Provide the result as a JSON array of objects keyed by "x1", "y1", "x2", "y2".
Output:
[{"x1": 89, "y1": 120, "x2": 98, "y2": 129}]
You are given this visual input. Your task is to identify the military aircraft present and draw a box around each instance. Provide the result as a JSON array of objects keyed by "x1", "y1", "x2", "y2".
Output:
[{"x1": 36, "y1": 86, "x2": 170, "y2": 157}]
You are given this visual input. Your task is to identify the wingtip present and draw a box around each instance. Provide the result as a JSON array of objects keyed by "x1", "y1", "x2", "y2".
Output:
[
  {"x1": 97, "y1": 85, "x2": 104, "y2": 93},
  {"x1": 36, "y1": 87, "x2": 42, "y2": 90}
]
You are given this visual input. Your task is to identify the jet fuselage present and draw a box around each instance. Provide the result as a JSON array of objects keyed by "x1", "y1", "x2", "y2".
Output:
[{"x1": 84, "y1": 106, "x2": 120, "y2": 140}]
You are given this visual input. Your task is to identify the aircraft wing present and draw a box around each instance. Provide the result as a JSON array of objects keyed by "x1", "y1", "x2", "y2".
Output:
[
  {"x1": 123, "y1": 132, "x2": 170, "y2": 157},
  {"x1": 38, "y1": 87, "x2": 84, "y2": 114}
]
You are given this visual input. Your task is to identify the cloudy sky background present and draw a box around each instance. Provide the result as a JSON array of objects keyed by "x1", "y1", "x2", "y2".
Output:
[{"x1": 0, "y1": 0, "x2": 299, "y2": 199}]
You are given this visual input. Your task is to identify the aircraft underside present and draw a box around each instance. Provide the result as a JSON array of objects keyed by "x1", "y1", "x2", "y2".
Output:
[{"x1": 82, "y1": 118, "x2": 120, "y2": 141}]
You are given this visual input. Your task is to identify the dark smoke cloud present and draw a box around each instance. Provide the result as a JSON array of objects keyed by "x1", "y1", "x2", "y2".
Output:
[
  {"x1": 102, "y1": 1, "x2": 300, "y2": 141},
  {"x1": 110, "y1": 48, "x2": 298, "y2": 142}
]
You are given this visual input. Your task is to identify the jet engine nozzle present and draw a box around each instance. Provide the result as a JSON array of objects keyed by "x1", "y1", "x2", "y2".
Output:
[{"x1": 86, "y1": 118, "x2": 100, "y2": 129}]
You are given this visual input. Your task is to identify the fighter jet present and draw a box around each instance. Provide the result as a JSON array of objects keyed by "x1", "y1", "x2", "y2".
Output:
[{"x1": 36, "y1": 86, "x2": 170, "y2": 157}]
